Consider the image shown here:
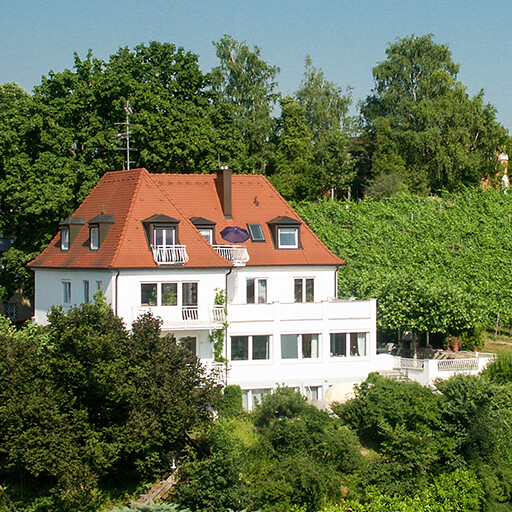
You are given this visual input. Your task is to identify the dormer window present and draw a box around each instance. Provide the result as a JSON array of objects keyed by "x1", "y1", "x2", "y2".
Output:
[
  {"x1": 90, "y1": 226, "x2": 99, "y2": 250},
  {"x1": 61, "y1": 228, "x2": 70, "y2": 251},
  {"x1": 278, "y1": 227, "x2": 298, "y2": 248},
  {"x1": 59, "y1": 216, "x2": 84, "y2": 251},
  {"x1": 190, "y1": 217, "x2": 216, "y2": 245},
  {"x1": 154, "y1": 226, "x2": 176, "y2": 247},
  {"x1": 142, "y1": 215, "x2": 188, "y2": 265},
  {"x1": 267, "y1": 216, "x2": 302, "y2": 250},
  {"x1": 87, "y1": 214, "x2": 114, "y2": 252}
]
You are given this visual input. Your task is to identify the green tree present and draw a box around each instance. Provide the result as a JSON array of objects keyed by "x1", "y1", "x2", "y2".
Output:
[
  {"x1": 361, "y1": 34, "x2": 509, "y2": 194},
  {"x1": 295, "y1": 57, "x2": 355, "y2": 197},
  {"x1": 212, "y1": 35, "x2": 280, "y2": 173}
]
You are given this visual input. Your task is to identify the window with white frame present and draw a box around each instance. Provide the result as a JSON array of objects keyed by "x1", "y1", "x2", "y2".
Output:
[
  {"x1": 198, "y1": 227, "x2": 213, "y2": 244},
  {"x1": 281, "y1": 334, "x2": 319, "y2": 359},
  {"x1": 154, "y1": 226, "x2": 176, "y2": 247},
  {"x1": 141, "y1": 283, "x2": 157, "y2": 306},
  {"x1": 231, "y1": 335, "x2": 270, "y2": 361},
  {"x1": 90, "y1": 226, "x2": 99, "y2": 250},
  {"x1": 294, "y1": 278, "x2": 314, "y2": 303},
  {"x1": 246, "y1": 278, "x2": 267, "y2": 304},
  {"x1": 162, "y1": 282, "x2": 178, "y2": 305},
  {"x1": 84, "y1": 280, "x2": 90, "y2": 303},
  {"x1": 305, "y1": 385, "x2": 320, "y2": 400},
  {"x1": 140, "y1": 282, "x2": 194, "y2": 308},
  {"x1": 278, "y1": 227, "x2": 298, "y2": 248},
  {"x1": 330, "y1": 332, "x2": 368, "y2": 357},
  {"x1": 61, "y1": 228, "x2": 70, "y2": 251},
  {"x1": 62, "y1": 281, "x2": 71, "y2": 305}
]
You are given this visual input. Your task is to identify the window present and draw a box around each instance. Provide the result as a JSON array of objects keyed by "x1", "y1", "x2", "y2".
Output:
[
  {"x1": 294, "y1": 278, "x2": 314, "y2": 302},
  {"x1": 90, "y1": 226, "x2": 99, "y2": 250},
  {"x1": 278, "y1": 227, "x2": 298, "y2": 248},
  {"x1": 182, "y1": 282, "x2": 198, "y2": 320},
  {"x1": 281, "y1": 334, "x2": 319, "y2": 359},
  {"x1": 154, "y1": 226, "x2": 176, "y2": 247},
  {"x1": 330, "y1": 332, "x2": 368, "y2": 357},
  {"x1": 141, "y1": 283, "x2": 157, "y2": 306},
  {"x1": 61, "y1": 228, "x2": 70, "y2": 251},
  {"x1": 247, "y1": 223, "x2": 265, "y2": 242},
  {"x1": 179, "y1": 336, "x2": 197, "y2": 355},
  {"x1": 252, "y1": 388, "x2": 271, "y2": 406},
  {"x1": 84, "y1": 280, "x2": 90, "y2": 303},
  {"x1": 4, "y1": 303, "x2": 16, "y2": 321},
  {"x1": 247, "y1": 278, "x2": 267, "y2": 304},
  {"x1": 198, "y1": 227, "x2": 213, "y2": 243},
  {"x1": 305, "y1": 386, "x2": 320, "y2": 401},
  {"x1": 161, "y1": 282, "x2": 177, "y2": 305},
  {"x1": 230, "y1": 335, "x2": 270, "y2": 361},
  {"x1": 63, "y1": 281, "x2": 71, "y2": 305}
]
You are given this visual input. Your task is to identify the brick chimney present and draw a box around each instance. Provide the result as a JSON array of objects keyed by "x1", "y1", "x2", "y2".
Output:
[{"x1": 216, "y1": 166, "x2": 232, "y2": 218}]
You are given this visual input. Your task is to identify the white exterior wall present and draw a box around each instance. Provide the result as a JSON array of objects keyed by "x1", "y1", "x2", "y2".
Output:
[{"x1": 33, "y1": 268, "x2": 114, "y2": 324}]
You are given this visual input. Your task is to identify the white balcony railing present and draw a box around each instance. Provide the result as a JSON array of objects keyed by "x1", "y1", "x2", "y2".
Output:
[
  {"x1": 213, "y1": 245, "x2": 249, "y2": 266},
  {"x1": 151, "y1": 244, "x2": 189, "y2": 265},
  {"x1": 210, "y1": 305, "x2": 227, "y2": 323},
  {"x1": 182, "y1": 306, "x2": 198, "y2": 321}
]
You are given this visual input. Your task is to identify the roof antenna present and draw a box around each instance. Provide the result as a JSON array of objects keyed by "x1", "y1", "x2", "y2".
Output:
[{"x1": 115, "y1": 101, "x2": 138, "y2": 170}]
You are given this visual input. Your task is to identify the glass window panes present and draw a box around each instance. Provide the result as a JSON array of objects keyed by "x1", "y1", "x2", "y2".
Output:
[
  {"x1": 199, "y1": 228, "x2": 213, "y2": 243},
  {"x1": 161, "y1": 282, "x2": 177, "y2": 305},
  {"x1": 302, "y1": 334, "x2": 318, "y2": 358},
  {"x1": 141, "y1": 283, "x2": 157, "y2": 306},
  {"x1": 61, "y1": 228, "x2": 70, "y2": 250},
  {"x1": 63, "y1": 281, "x2": 71, "y2": 304},
  {"x1": 182, "y1": 282, "x2": 198, "y2": 306},
  {"x1": 306, "y1": 386, "x2": 320, "y2": 400},
  {"x1": 231, "y1": 336, "x2": 249, "y2": 360},
  {"x1": 179, "y1": 336, "x2": 197, "y2": 355},
  {"x1": 252, "y1": 335, "x2": 269, "y2": 360},
  {"x1": 294, "y1": 278, "x2": 314, "y2": 302},
  {"x1": 350, "y1": 333, "x2": 367, "y2": 356},
  {"x1": 154, "y1": 226, "x2": 175, "y2": 246},
  {"x1": 330, "y1": 333, "x2": 346, "y2": 357},
  {"x1": 257, "y1": 280, "x2": 267, "y2": 303},
  {"x1": 90, "y1": 226, "x2": 99, "y2": 250},
  {"x1": 252, "y1": 388, "x2": 271, "y2": 406},
  {"x1": 278, "y1": 227, "x2": 298, "y2": 248},
  {"x1": 294, "y1": 279, "x2": 303, "y2": 303},
  {"x1": 247, "y1": 223, "x2": 265, "y2": 242},
  {"x1": 247, "y1": 278, "x2": 267, "y2": 304},
  {"x1": 281, "y1": 334, "x2": 298, "y2": 359},
  {"x1": 305, "y1": 279, "x2": 314, "y2": 302},
  {"x1": 247, "y1": 279, "x2": 255, "y2": 304},
  {"x1": 84, "y1": 280, "x2": 90, "y2": 303}
]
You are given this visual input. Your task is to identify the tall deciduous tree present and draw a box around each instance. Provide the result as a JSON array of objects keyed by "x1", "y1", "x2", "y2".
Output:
[
  {"x1": 361, "y1": 34, "x2": 509, "y2": 195},
  {"x1": 212, "y1": 35, "x2": 280, "y2": 173},
  {"x1": 295, "y1": 57, "x2": 355, "y2": 197}
]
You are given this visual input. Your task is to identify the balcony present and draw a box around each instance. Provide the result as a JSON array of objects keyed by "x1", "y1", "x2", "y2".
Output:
[
  {"x1": 151, "y1": 244, "x2": 189, "y2": 265},
  {"x1": 213, "y1": 245, "x2": 250, "y2": 266}
]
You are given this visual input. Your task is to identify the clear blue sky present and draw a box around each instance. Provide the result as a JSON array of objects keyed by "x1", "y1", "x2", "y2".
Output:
[{"x1": 1, "y1": 0, "x2": 510, "y2": 130}]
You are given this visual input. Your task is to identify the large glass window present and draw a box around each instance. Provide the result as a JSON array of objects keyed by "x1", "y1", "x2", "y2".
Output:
[
  {"x1": 281, "y1": 334, "x2": 319, "y2": 359},
  {"x1": 141, "y1": 283, "x2": 157, "y2": 306},
  {"x1": 154, "y1": 226, "x2": 176, "y2": 247},
  {"x1": 294, "y1": 278, "x2": 314, "y2": 302},
  {"x1": 182, "y1": 282, "x2": 198, "y2": 306},
  {"x1": 247, "y1": 278, "x2": 267, "y2": 304},
  {"x1": 161, "y1": 282, "x2": 177, "y2": 305},
  {"x1": 278, "y1": 227, "x2": 298, "y2": 248},
  {"x1": 231, "y1": 336, "x2": 249, "y2": 361},
  {"x1": 330, "y1": 332, "x2": 368, "y2": 357},
  {"x1": 231, "y1": 335, "x2": 270, "y2": 361}
]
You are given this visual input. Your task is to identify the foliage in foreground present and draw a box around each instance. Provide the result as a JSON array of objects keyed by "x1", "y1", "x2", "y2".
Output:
[{"x1": 0, "y1": 302, "x2": 219, "y2": 512}]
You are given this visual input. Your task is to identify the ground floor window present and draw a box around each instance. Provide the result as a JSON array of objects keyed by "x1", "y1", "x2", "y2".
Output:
[
  {"x1": 304, "y1": 385, "x2": 321, "y2": 400},
  {"x1": 330, "y1": 332, "x2": 367, "y2": 357},
  {"x1": 231, "y1": 335, "x2": 270, "y2": 361},
  {"x1": 179, "y1": 336, "x2": 197, "y2": 355},
  {"x1": 243, "y1": 388, "x2": 272, "y2": 410},
  {"x1": 62, "y1": 281, "x2": 71, "y2": 305},
  {"x1": 281, "y1": 334, "x2": 319, "y2": 359}
]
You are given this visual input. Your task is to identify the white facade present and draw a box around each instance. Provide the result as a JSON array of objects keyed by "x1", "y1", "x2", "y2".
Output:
[{"x1": 33, "y1": 263, "x2": 385, "y2": 409}]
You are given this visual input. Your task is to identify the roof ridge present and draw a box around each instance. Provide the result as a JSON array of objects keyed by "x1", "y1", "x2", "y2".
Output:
[{"x1": 110, "y1": 169, "x2": 148, "y2": 267}]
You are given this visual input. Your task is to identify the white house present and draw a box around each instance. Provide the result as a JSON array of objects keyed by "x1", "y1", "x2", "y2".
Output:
[{"x1": 30, "y1": 167, "x2": 393, "y2": 409}]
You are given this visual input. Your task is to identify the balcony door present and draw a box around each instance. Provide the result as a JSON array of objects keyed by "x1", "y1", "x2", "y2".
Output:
[
  {"x1": 154, "y1": 226, "x2": 176, "y2": 247},
  {"x1": 182, "y1": 282, "x2": 198, "y2": 320}
]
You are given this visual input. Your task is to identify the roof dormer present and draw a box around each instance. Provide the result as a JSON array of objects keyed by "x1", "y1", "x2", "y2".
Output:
[
  {"x1": 142, "y1": 214, "x2": 188, "y2": 265},
  {"x1": 267, "y1": 216, "x2": 302, "y2": 249},
  {"x1": 59, "y1": 217, "x2": 84, "y2": 251},
  {"x1": 87, "y1": 214, "x2": 114, "y2": 251},
  {"x1": 191, "y1": 217, "x2": 216, "y2": 244}
]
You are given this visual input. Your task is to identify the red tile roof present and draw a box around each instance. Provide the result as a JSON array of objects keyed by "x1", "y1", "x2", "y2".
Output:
[{"x1": 29, "y1": 168, "x2": 343, "y2": 269}]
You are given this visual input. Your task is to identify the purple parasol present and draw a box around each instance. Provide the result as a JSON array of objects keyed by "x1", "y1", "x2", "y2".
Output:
[{"x1": 220, "y1": 226, "x2": 250, "y2": 243}]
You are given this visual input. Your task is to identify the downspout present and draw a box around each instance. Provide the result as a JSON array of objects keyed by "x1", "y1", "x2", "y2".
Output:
[
  {"x1": 335, "y1": 266, "x2": 339, "y2": 299},
  {"x1": 223, "y1": 267, "x2": 233, "y2": 378},
  {"x1": 112, "y1": 268, "x2": 120, "y2": 316}
]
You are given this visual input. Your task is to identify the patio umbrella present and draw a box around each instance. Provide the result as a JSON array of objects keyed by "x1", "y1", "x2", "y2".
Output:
[{"x1": 220, "y1": 226, "x2": 250, "y2": 243}]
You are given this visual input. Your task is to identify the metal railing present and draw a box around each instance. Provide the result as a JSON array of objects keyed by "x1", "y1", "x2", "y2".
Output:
[
  {"x1": 210, "y1": 305, "x2": 226, "y2": 323},
  {"x1": 437, "y1": 359, "x2": 479, "y2": 372},
  {"x1": 181, "y1": 306, "x2": 198, "y2": 321},
  {"x1": 395, "y1": 357, "x2": 425, "y2": 370},
  {"x1": 151, "y1": 245, "x2": 189, "y2": 265},
  {"x1": 213, "y1": 245, "x2": 249, "y2": 266}
]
